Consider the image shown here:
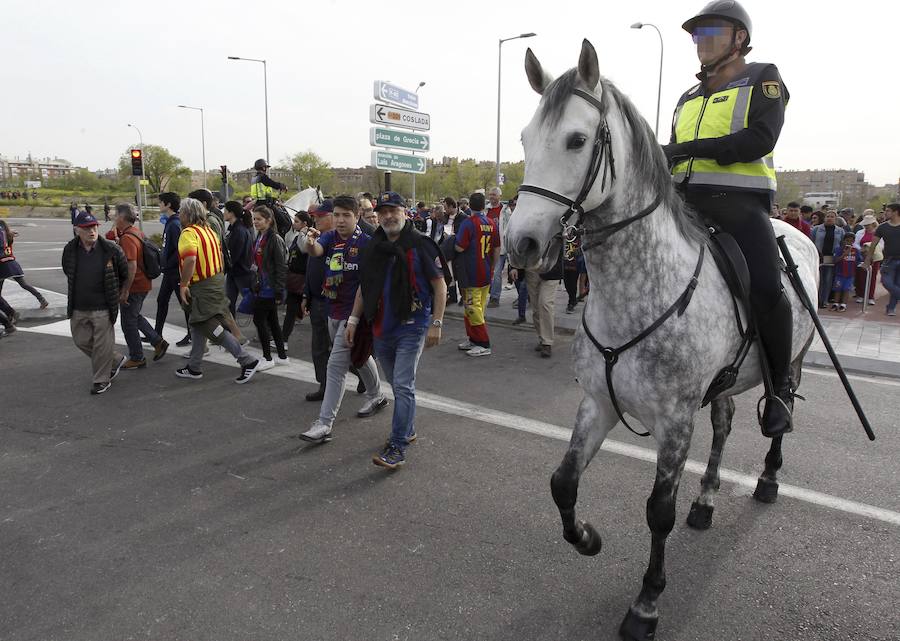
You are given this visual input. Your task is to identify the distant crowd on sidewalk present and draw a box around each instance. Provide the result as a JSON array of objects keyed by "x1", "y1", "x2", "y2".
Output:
[{"x1": 772, "y1": 202, "x2": 900, "y2": 316}]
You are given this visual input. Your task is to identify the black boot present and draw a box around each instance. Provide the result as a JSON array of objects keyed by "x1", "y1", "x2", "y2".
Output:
[
  {"x1": 305, "y1": 385, "x2": 325, "y2": 402},
  {"x1": 756, "y1": 292, "x2": 794, "y2": 438}
]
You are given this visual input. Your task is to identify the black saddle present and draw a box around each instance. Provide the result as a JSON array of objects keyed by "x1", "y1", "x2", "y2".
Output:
[{"x1": 701, "y1": 227, "x2": 772, "y2": 406}]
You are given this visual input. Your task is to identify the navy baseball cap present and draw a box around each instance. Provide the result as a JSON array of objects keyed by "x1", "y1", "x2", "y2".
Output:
[
  {"x1": 374, "y1": 191, "x2": 405, "y2": 211},
  {"x1": 74, "y1": 211, "x2": 100, "y2": 227}
]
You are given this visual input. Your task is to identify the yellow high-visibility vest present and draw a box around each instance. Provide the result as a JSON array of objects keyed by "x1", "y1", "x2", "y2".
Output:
[
  {"x1": 671, "y1": 63, "x2": 780, "y2": 192},
  {"x1": 250, "y1": 175, "x2": 275, "y2": 200}
]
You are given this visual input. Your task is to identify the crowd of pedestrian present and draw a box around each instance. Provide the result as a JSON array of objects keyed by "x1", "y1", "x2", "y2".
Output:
[{"x1": 771, "y1": 201, "x2": 900, "y2": 316}]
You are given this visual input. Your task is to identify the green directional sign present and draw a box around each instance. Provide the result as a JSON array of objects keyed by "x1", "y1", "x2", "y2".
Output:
[
  {"x1": 370, "y1": 127, "x2": 430, "y2": 151},
  {"x1": 371, "y1": 150, "x2": 426, "y2": 175}
]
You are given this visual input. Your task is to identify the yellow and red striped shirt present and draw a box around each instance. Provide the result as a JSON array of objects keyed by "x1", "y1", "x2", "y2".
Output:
[{"x1": 178, "y1": 224, "x2": 223, "y2": 283}]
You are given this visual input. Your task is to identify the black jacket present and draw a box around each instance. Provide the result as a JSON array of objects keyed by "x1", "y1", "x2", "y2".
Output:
[
  {"x1": 161, "y1": 216, "x2": 182, "y2": 273},
  {"x1": 226, "y1": 223, "x2": 253, "y2": 278},
  {"x1": 258, "y1": 229, "x2": 287, "y2": 293},
  {"x1": 61, "y1": 236, "x2": 128, "y2": 322}
]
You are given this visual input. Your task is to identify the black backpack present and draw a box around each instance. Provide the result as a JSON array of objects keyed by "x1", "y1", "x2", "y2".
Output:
[{"x1": 125, "y1": 231, "x2": 162, "y2": 280}]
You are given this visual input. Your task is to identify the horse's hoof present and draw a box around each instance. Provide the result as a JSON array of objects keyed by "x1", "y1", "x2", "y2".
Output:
[
  {"x1": 619, "y1": 608, "x2": 658, "y2": 641},
  {"x1": 753, "y1": 478, "x2": 779, "y2": 504},
  {"x1": 686, "y1": 500, "x2": 713, "y2": 530},
  {"x1": 573, "y1": 521, "x2": 602, "y2": 556}
]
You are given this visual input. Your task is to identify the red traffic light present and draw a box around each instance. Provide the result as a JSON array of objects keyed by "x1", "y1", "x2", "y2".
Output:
[
  {"x1": 131, "y1": 149, "x2": 142, "y2": 159},
  {"x1": 130, "y1": 149, "x2": 143, "y2": 176}
]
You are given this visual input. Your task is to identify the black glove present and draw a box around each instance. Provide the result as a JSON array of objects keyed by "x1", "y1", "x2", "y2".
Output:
[{"x1": 661, "y1": 142, "x2": 695, "y2": 165}]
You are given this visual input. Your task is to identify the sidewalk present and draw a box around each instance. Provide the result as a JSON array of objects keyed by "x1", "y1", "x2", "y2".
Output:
[
  {"x1": 2, "y1": 285, "x2": 66, "y2": 321},
  {"x1": 445, "y1": 280, "x2": 900, "y2": 378}
]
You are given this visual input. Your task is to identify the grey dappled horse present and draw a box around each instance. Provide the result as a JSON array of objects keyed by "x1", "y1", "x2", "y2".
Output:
[{"x1": 504, "y1": 40, "x2": 818, "y2": 640}]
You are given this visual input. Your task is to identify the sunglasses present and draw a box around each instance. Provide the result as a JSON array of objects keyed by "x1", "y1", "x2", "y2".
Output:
[{"x1": 692, "y1": 26, "x2": 732, "y2": 43}]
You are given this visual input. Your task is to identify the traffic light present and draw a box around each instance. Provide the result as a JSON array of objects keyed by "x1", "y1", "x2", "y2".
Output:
[
  {"x1": 130, "y1": 149, "x2": 143, "y2": 176},
  {"x1": 220, "y1": 165, "x2": 227, "y2": 183}
]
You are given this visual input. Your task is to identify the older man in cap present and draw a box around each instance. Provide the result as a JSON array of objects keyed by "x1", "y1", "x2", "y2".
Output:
[
  {"x1": 61, "y1": 211, "x2": 129, "y2": 394},
  {"x1": 348, "y1": 191, "x2": 448, "y2": 469}
]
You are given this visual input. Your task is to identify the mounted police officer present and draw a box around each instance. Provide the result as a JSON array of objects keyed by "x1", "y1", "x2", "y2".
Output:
[
  {"x1": 249, "y1": 158, "x2": 287, "y2": 203},
  {"x1": 662, "y1": 0, "x2": 794, "y2": 438}
]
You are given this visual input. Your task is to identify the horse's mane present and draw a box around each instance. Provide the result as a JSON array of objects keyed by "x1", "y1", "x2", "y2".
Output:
[{"x1": 538, "y1": 69, "x2": 708, "y2": 247}]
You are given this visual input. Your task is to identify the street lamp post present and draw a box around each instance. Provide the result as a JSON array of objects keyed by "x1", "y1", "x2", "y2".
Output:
[
  {"x1": 630, "y1": 22, "x2": 664, "y2": 140},
  {"x1": 497, "y1": 33, "x2": 536, "y2": 190},
  {"x1": 127, "y1": 123, "x2": 145, "y2": 228},
  {"x1": 177, "y1": 105, "x2": 207, "y2": 189},
  {"x1": 412, "y1": 81, "x2": 425, "y2": 203},
  {"x1": 227, "y1": 56, "x2": 269, "y2": 161}
]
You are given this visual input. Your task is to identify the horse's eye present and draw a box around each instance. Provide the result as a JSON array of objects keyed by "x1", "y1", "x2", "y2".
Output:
[{"x1": 567, "y1": 134, "x2": 587, "y2": 150}]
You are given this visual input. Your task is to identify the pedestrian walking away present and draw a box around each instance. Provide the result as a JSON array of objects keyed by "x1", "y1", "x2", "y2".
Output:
[
  {"x1": 0, "y1": 219, "x2": 50, "y2": 314},
  {"x1": 112, "y1": 204, "x2": 167, "y2": 368},
  {"x1": 61, "y1": 211, "x2": 128, "y2": 395},
  {"x1": 174, "y1": 198, "x2": 259, "y2": 383},
  {"x1": 298, "y1": 195, "x2": 385, "y2": 444},
  {"x1": 454, "y1": 192, "x2": 500, "y2": 357},
  {"x1": 350, "y1": 191, "x2": 449, "y2": 469}
]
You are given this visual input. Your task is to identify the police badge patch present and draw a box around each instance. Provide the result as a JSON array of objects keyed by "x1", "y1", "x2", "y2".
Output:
[{"x1": 762, "y1": 81, "x2": 781, "y2": 99}]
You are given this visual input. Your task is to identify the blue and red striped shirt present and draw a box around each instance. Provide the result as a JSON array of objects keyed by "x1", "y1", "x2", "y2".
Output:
[{"x1": 456, "y1": 212, "x2": 499, "y2": 288}]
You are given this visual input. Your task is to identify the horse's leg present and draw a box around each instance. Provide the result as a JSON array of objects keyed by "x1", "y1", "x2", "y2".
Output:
[
  {"x1": 687, "y1": 396, "x2": 735, "y2": 530},
  {"x1": 620, "y1": 422, "x2": 693, "y2": 641},
  {"x1": 754, "y1": 351, "x2": 801, "y2": 503},
  {"x1": 753, "y1": 435, "x2": 784, "y2": 503},
  {"x1": 550, "y1": 394, "x2": 617, "y2": 556}
]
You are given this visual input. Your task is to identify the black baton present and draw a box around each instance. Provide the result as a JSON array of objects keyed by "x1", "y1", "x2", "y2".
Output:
[{"x1": 776, "y1": 235, "x2": 875, "y2": 441}]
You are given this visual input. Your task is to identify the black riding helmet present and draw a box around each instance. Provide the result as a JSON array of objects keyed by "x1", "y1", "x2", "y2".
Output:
[
  {"x1": 683, "y1": 0, "x2": 752, "y2": 52},
  {"x1": 253, "y1": 158, "x2": 269, "y2": 171}
]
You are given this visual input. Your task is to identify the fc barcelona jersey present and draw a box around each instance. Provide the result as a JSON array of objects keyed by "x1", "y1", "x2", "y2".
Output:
[{"x1": 456, "y1": 212, "x2": 499, "y2": 288}]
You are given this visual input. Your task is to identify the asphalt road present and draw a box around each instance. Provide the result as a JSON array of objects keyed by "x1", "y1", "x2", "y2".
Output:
[{"x1": 1, "y1": 217, "x2": 898, "y2": 641}]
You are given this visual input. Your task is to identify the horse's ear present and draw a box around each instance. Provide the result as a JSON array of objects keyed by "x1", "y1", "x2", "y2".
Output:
[
  {"x1": 525, "y1": 48, "x2": 551, "y2": 95},
  {"x1": 577, "y1": 39, "x2": 600, "y2": 91}
]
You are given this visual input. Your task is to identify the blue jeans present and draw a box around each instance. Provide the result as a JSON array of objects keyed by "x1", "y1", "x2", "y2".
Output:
[
  {"x1": 489, "y1": 254, "x2": 507, "y2": 302},
  {"x1": 514, "y1": 278, "x2": 528, "y2": 319},
  {"x1": 817, "y1": 264, "x2": 834, "y2": 308},
  {"x1": 120, "y1": 291, "x2": 161, "y2": 360},
  {"x1": 881, "y1": 258, "x2": 900, "y2": 312},
  {"x1": 374, "y1": 325, "x2": 428, "y2": 450}
]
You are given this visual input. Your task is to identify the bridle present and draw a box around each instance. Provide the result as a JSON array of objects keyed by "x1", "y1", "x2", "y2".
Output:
[
  {"x1": 517, "y1": 87, "x2": 662, "y2": 250},
  {"x1": 517, "y1": 85, "x2": 703, "y2": 438}
]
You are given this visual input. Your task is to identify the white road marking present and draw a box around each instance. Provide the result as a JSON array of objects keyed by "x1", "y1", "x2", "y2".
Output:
[
  {"x1": 18, "y1": 266, "x2": 62, "y2": 271},
  {"x1": 17, "y1": 319, "x2": 900, "y2": 527}
]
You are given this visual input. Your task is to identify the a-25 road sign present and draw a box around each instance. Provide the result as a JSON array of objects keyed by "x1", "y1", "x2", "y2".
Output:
[
  {"x1": 373, "y1": 80, "x2": 419, "y2": 110},
  {"x1": 371, "y1": 150, "x2": 426, "y2": 175},
  {"x1": 369, "y1": 104, "x2": 430, "y2": 131},
  {"x1": 369, "y1": 127, "x2": 430, "y2": 152}
]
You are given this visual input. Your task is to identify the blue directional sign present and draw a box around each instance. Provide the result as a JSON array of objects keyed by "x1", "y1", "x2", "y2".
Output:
[{"x1": 374, "y1": 80, "x2": 419, "y2": 110}]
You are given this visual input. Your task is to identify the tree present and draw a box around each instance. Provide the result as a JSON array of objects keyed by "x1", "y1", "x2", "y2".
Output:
[
  {"x1": 284, "y1": 150, "x2": 335, "y2": 192},
  {"x1": 117, "y1": 144, "x2": 191, "y2": 194}
]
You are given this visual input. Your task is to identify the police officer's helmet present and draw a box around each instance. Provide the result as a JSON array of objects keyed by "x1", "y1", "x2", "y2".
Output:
[
  {"x1": 683, "y1": 0, "x2": 752, "y2": 49},
  {"x1": 253, "y1": 158, "x2": 270, "y2": 171}
]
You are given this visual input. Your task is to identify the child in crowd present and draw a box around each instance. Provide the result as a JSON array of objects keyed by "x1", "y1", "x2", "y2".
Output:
[{"x1": 831, "y1": 235, "x2": 860, "y2": 312}]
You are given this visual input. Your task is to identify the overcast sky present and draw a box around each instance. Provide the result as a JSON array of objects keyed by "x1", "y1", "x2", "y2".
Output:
[{"x1": 3, "y1": 0, "x2": 897, "y2": 186}]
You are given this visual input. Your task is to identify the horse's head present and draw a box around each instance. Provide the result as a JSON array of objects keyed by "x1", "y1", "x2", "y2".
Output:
[{"x1": 506, "y1": 39, "x2": 656, "y2": 272}]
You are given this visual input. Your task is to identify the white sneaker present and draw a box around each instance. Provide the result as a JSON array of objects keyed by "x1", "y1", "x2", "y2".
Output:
[
  {"x1": 357, "y1": 396, "x2": 388, "y2": 418},
  {"x1": 458, "y1": 339, "x2": 472, "y2": 351},
  {"x1": 257, "y1": 358, "x2": 275, "y2": 371},
  {"x1": 868, "y1": 299, "x2": 876, "y2": 305},
  {"x1": 467, "y1": 346, "x2": 492, "y2": 357},
  {"x1": 298, "y1": 421, "x2": 333, "y2": 443},
  {"x1": 276, "y1": 355, "x2": 290, "y2": 365},
  {"x1": 855, "y1": 297, "x2": 864, "y2": 304}
]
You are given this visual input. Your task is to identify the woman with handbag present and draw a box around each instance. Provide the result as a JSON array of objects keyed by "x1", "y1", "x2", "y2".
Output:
[{"x1": 250, "y1": 205, "x2": 288, "y2": 370}]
